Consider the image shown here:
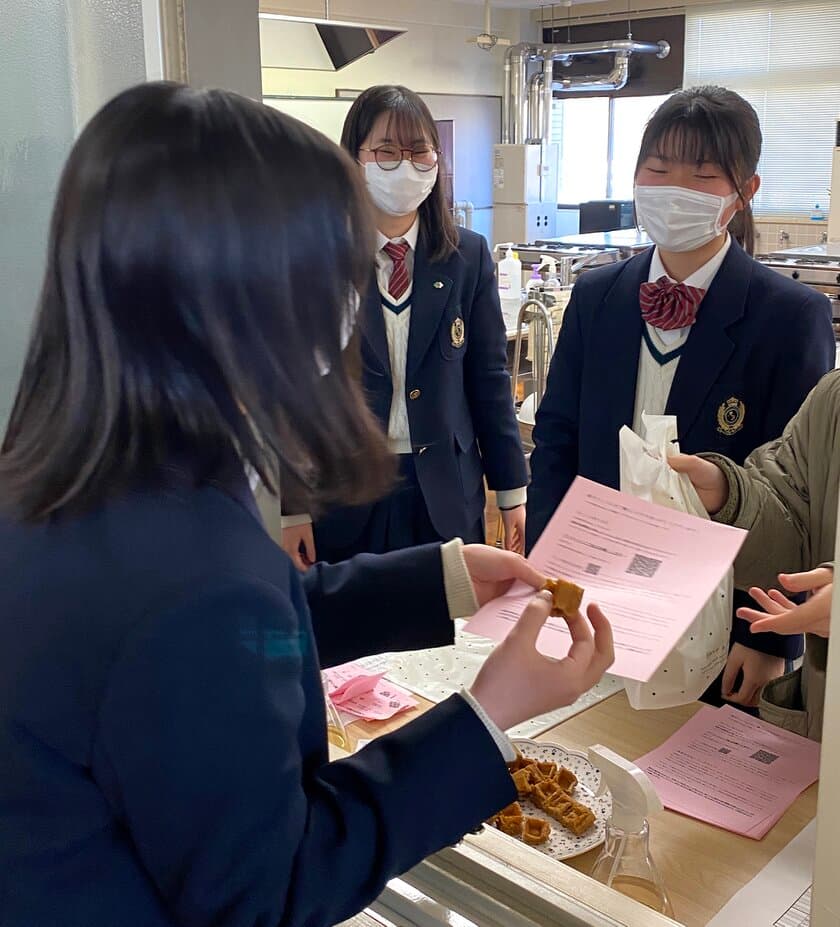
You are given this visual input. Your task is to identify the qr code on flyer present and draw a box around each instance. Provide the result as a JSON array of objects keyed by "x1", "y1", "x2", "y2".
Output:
[
  {"x1": 750, "y1": 749, "x2": 779, "y2": 765},
  {"x1": 626, "y1": 554, "x2": 662, "y2": 579}
]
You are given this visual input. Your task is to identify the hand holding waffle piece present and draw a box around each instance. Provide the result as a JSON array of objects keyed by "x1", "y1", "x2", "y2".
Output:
[{"x1": 468, "y1": 587, "x2": 614, "y2": 732}]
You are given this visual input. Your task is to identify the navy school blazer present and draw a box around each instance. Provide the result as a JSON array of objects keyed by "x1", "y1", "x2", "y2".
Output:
[
  {"x1": 317, "y1": 227, "x2": 528, "y2": 547},
  {"x1": 0, "y1": 459, "x2": 514, "y2": 927},
  {"x1": 527, "y1": 241, "x2": 835, "y2": 658}
]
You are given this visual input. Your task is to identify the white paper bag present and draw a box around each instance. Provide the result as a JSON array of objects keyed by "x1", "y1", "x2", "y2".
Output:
[{"x1": 619, "y1": 414, "x2": 732, "y2": 709}]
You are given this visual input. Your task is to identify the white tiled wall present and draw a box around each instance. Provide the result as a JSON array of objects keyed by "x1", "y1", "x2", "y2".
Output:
[{"x1": 754, "y1": 217, "x2": 829, "y2": 253}]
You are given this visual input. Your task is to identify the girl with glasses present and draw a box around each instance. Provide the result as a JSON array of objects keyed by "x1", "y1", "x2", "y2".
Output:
[{"x1": 280, "y1": 85, "x2": 529, "y2": 568}]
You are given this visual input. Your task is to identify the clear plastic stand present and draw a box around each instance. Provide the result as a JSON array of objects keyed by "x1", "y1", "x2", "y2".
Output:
[
  {"x1": 591, "y1": 820, "x2": 674, "y2": 916},
  {"x1": 322, "y1": 674, "x2": 350, "y2": 760}
]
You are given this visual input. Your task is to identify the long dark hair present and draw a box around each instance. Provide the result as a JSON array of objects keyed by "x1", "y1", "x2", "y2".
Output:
[
  {"x1": 341, "y1": 85, "x2": 458, "y2": 263},
  {"x1": 0, "y1": 82, "x2": 394, "y2": 521},
  {"x1": 635, "y1": 86, "x2": 761, "y2": 255}
]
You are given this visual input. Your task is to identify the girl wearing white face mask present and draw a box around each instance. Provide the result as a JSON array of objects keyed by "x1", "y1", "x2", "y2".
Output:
[
  {"x1": 528, "y1": 85, "x2": 835, "y2": 710},
  {"x1": 280, "y1": 85, "x2": 528, "y2": 568}
]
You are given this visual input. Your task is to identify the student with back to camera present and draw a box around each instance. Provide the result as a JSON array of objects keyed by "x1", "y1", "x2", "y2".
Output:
[
  {"x1": 527, "y1": 86, "x2": 835, "y2": 708},
  {"x1": 0, "y1": 82, "x2": 614, "y2": 927}
]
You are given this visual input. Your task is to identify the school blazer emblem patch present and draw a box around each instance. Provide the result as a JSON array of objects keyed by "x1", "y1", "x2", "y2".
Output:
[
  {"x1": 717, "y1": 396, "x2": 746, "y2": 436},
  {"x1": 450, "y1": 317, "x2": 466, "y2": 348}
]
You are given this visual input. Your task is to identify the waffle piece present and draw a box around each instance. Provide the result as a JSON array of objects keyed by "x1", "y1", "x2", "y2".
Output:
[
  {"x1": 525, "y1": 764, "x2": 548, "y2": 785},
  {"x1": 489, "y1": 800, "x2": 522, "y2": 831},
  {"x1": 542, "y1": 577, "x2": 584, "y2": 618},
  {"x1": 543, "y1": 793, "x2": 574, "y2": 822},
  {"x1": 507, "y1": 751, "x2": 531, "y2": 773},
  {"x1": 522, "y1": 815, "x2": 551, "y2": 846},
  {"x1": 512, "y1": 767, "x2": 536, "y2": 797},
  {"x1": 498, "y1": 812, "x2": 524, "y2": 837},
  {"x1": 560, "y1": 800, "x2": 596, "y2": 836},
  {"x1": 555, "y1": 766, "x2": 578, "y2": 793},
  {"x1": 532, "y1": 778, "x2": 565, "y2": 810},
  {"x1": 534, "y1": 761, "x2": 557, "y2": 780}
]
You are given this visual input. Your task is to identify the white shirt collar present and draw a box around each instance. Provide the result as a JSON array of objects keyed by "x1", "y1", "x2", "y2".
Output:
[
  {"x1": 648, "y1": 233, "x2": 732, "y2": 291},
  {"x1": 376, "y1": 216, "x2": 420, "y2": 256}
]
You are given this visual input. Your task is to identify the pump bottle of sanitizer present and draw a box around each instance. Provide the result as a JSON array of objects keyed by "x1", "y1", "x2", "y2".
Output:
[{"x1": 588, "y1": 745, "x2": 674, "y2": 917}]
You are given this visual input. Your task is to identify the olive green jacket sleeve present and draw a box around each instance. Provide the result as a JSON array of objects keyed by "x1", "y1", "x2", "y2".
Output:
[{"x1": 701, "y1": 371, "x2": 840, "y2": 592}]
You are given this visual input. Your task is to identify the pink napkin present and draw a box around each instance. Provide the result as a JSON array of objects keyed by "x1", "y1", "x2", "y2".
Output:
[{"x1": 323, "y1": 662, "x2": 418, "y2": 722}]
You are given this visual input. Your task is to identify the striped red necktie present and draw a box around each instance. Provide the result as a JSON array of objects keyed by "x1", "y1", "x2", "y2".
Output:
[
  {"x1": 639, "y1": 276, "x2": 706, "y2": 331},
  {"x1": 383, "y1": 241, "x2": 411, "y2": 301}
]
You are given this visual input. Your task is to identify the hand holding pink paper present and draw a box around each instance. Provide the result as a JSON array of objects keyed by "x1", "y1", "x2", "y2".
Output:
[{"x1": 465, "y1": 477, "x2": 746, "y2": 682}]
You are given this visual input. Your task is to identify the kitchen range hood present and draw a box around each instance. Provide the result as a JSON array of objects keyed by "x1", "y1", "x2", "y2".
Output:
[{"x1": 259, "y1": 12, "x2": 405, "y2": 72}]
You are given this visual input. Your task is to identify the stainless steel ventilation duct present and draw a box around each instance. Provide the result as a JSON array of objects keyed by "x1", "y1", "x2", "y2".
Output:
[
  {"x1": 527, "y1": 71, "x2": 545, "y2": 144},
  {"x1": 554, "y1": 54, "x2": 629, "y2": 91},
  {"x1": 502, "y1": 39, "x2": 670, "y2": 145},
  {"x1": 526, "y1": 54, "x2": 630, "y2": 139}
]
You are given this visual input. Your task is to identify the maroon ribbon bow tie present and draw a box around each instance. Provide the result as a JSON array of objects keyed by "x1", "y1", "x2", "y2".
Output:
[{"x1": 639, "y1": 276, "x2": 706, "y2": 331}]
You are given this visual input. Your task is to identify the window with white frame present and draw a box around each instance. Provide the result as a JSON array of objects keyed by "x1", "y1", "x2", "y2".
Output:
[
  {"x1": 684, "y1": 0, "x2": 840, "y2": 217},
  {"x1": 552, "y1": 94, "x2": 668, "y2": 203}
]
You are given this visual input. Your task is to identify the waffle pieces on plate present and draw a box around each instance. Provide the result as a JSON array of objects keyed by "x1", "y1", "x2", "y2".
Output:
[{"x1": 487, "y1": 749, "x2": 596, "y2": 846}]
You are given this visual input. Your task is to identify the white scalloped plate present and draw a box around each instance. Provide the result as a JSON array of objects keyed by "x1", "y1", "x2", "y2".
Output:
[{"x1": 487, "y1": 738, "x2": 612, "y2": 861}]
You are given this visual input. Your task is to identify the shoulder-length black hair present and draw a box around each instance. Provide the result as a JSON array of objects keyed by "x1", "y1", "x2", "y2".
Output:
[
  {"x1": 0, "y1": 82, "x2": 393, "y2": 521},
  {"x1": 341, "y1": 85, "x2": 458, "y2": 263},
  {"x1": 635, "y1": 86, "x2": 762, "y2": 255}
]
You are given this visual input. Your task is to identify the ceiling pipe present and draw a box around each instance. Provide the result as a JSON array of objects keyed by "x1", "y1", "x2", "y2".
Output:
[
  {"x1": 541, "y1": 55, "x2": 554, "y2": 146},
  {"x1": 527, "y1": 72, "x2": 544, "y2": 145},
  {"x1": 554, "y1": 52, "x2": 630, "y2": 93},
  {"x1": 502, "y1": 42, "x2": 533, "y2": 145},
  {"x1": 549, "y1": 39, "x2": 669, "y2": 59},
  {"x1": 524, "y1": 63, "x2": 557, "y2": 145},
  {"x1": 503, "y1": 53, "x2": 512, "y2": 143},
  {"x1": 504, "y1": 39, "x2": 670, "y2": 147},
  {"x1": 526, "y1": 55, "x2": 628, "y2": 143}
]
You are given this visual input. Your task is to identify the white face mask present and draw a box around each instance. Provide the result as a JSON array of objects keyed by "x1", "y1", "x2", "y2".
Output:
[
  {"x1": 364, "y1": 160, "x2": 438, "y2": 217},
  {"x1": 634, "y1": 184, "x2": 740, "y2": 253}
]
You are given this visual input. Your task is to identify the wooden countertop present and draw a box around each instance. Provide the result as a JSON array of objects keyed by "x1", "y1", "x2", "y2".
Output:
[{"x1": 345, "y1": 692, "x2": 817, "y2": 927}]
